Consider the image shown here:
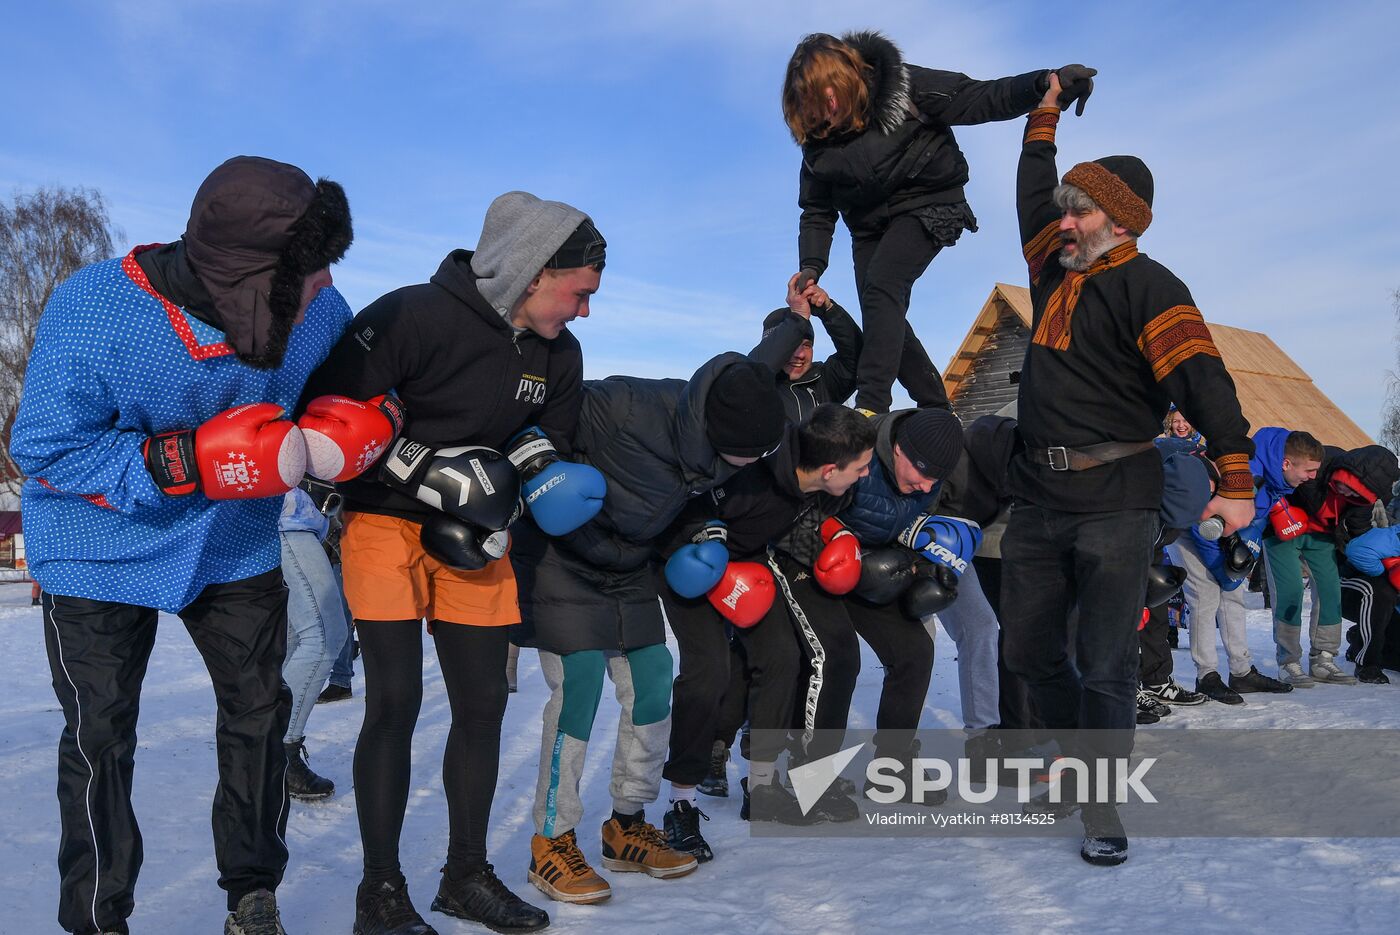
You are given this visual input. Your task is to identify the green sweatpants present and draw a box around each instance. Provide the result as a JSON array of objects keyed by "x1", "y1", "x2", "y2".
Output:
[{"x1": 1263, "y1": 533, "x2": 1342, "y2": 666}]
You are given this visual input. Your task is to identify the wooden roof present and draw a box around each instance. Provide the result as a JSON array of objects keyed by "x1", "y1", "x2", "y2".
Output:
[{"x1": 945, "y1": 283, "x2": 1373, "y2": 451}]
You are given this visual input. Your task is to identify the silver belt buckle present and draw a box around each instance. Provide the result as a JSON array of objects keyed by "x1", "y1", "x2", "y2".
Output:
[{"x1": 1046, "y1": 446, "x2": 1070, "y2": 471}]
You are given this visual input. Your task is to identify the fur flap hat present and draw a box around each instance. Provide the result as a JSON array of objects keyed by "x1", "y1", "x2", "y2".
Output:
[{"x1": 184, "y1": 155, "x2": 352, "y2": 368}]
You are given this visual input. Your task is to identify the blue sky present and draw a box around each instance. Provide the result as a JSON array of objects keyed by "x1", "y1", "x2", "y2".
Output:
[{"x1": 4, "y1": 0, "x2": 1397, "y2": 434}]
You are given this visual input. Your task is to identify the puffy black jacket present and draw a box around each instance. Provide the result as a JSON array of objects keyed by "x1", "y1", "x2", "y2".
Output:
[
  {"x1": 936, "y1": 415, "x2": 1020, "y2": 526},
  {"x1": 657, "y1": 422, "x2": 851, "y2": 567},
  {"x1": 510, "y1": 353, "x2": 761, "y2": 652},
  {"x1": 1289, "y1": 445, "x2": 1400, "y2": 556},
  {"x1": 797, "y1": 31, "x2": 1046, "y2": 274}
]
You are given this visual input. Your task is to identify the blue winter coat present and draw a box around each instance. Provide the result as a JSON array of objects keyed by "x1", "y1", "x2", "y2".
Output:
[
  {"x1": 1344, "y1": 525, "x2": 1400, "y2": 577},
  {"x1": 841, "y1": 410, "x2": 942, "y2": 546},
  {"x1": 10, "y1": 253, "x2": 349, "y2": 611}
]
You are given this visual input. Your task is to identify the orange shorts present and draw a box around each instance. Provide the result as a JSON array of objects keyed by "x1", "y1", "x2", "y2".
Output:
[{"x1": 340, "y1": 512, "x2": 519, "y2": 627}]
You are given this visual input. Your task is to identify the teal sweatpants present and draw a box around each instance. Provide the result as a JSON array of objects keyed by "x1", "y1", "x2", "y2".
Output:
[
  {"x1": 533, "y1": 644, "x2": 673, "y2": 838},
  {"x1": 1263, "y1": 533, "x2": 1342, "y2": 666}
]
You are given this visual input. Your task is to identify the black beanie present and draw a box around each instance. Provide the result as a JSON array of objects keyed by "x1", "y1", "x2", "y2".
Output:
[
  {"x1": 896, "y1": 408, "x2": 964, "y2": 479},
  {"x1": 761, "y1": 308, "x2": 814, "y2": 344},
  {"x1": 704, "y1": 362, "x2": 787, "y2": 458}
]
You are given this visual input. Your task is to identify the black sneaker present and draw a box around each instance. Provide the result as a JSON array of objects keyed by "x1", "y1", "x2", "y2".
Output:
[
  {"x1": 1080, "y1": 805, "x2": 1128, "y2": 866},
  {"x1": 1345, "y1": 625, "x2": 1361, "y2": 662},
  {"x1": 1230, "y1": 666, "x2": 1293, "y2": 694},
  {"x1": 354, "y1": 876, "x2": 438, "y2": 935},
  {"x1": 431, "y1": 863, "x2": 549, "y2": 934},
  {"x1": 225, "y1": 889, "x2": 285, "y2": 935},
  {"x1": 317, "y1": 682, "x2": 352, "y2": 704},
  {"x1": 1356, "y1": 665, "x2": 1391, "y2": 684},
  {"x1": 697, "y1": 740, "x2": 729, "y2": 797},
  {"x1": 664, "y1": 800, "x2": 713, "y2": 862},
  {"x1": 285, "y1": 740, "x2": 334, "y2": 800},
  {"x1": 1142, "y1": 680, "x2": 1207, "y2": 706},
  {"x1": 1136, "y1": 689, "x2": 1171, "y2": 722},
  {"x1": 746, "y1": 778, "x2": 824, "y2": 825},
  {"x1": 1196, "y1": 671, "x2": 1245, "y2": 705}
]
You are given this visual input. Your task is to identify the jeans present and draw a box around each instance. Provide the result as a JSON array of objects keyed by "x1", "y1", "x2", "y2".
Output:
[
  {"x1": 327, "y1": 565, "x2": 355, "y2": 688},
  {"x1": 932, "y1": 561, "x2": 1002, "y2": 730},
  {"x1": 1169, "y1": 538, "x2": 1252, "y2": 678},
  {"x1": 1000, "y1": 504, "x2": 1158, "y2": 757},
  {"x1": 281, "y1": 530, "x2": 349, "y2": 743}
]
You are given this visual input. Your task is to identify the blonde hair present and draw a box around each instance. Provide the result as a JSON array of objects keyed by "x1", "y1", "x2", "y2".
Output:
[{"x1": 782, "y1": 34, "x2": 871, "y2": 144}]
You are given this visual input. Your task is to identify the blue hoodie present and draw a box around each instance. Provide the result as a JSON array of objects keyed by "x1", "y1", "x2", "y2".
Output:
[
  {"x1": 1186, "y1": 426, "x2": 1297, "y2": 589},
  {"x1": 1345, "y1": 525, "x2": 1400, "y2": 577}
]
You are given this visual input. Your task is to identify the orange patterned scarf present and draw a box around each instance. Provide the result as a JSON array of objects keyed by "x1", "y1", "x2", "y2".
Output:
[{"x1": 1031, "y1": 241, "x2": 1138, "y2": 351}]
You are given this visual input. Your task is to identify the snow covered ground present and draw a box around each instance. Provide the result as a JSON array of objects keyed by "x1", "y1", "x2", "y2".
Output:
[{"x1": 4, "y1": 579, "x2": 1399, "y2": 934}]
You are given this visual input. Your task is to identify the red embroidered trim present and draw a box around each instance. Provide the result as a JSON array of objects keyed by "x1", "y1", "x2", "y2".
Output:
[{"x1": 123, "y1": 245, "x2": 234, "y2": 361}]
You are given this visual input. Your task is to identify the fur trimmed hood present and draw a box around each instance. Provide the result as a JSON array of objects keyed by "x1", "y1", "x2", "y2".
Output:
[{"x1": 842, "y1": 30, "x2": 911, "y2": 135}]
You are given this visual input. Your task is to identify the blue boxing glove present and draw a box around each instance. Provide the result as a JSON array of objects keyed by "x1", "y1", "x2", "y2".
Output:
[
  {"x1": 506, "y1": 426, "x2": 607, "y2": 536},
  {"x1": 665, "y1": 521, "x2": 730, "y2": 598},
  {"x1": 897, "y1": 514, "x2": 982, "y2": 577}
]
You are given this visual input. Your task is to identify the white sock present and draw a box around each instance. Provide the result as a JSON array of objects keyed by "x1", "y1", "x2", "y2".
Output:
[
  {"x1": 669, "y1": 783, "x2": 696, "y2": 804},
  {"x1": 749, "y1": 761, "x2": 777, "y2": 786}
]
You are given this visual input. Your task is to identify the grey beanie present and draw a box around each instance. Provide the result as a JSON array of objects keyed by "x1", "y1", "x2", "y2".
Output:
[{"x1": 471, "y1": 191, "x2": 595, "y2": 318}]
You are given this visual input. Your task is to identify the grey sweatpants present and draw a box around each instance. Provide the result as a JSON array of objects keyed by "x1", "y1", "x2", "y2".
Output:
[
  {"x1": 931, "y1": 562, "x2": 1001, "y2": 730},
  {"x1": 533, "y1": 645, "x2": 673, "y2": 839},
  {"x1": 1168, "y1": 538, "x2": 1252, "y2": 678}
]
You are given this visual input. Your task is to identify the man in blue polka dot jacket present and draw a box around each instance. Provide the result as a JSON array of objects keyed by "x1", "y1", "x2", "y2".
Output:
[{"x1": 10, "y1": 156, "x2": 355, "y2": 935}]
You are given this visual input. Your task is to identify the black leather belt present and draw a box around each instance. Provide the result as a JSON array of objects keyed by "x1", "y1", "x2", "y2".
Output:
[{"x1": 1025, "y1": 440, "x2": 1157, "y2": 472}]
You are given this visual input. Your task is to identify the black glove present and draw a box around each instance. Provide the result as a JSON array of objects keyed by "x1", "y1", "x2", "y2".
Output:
[
  {"x1": 1055, "y1": 64, "x2": 1097, "y2": 116},
  {"x1": 795, "y1": 268, "x2": 820, "y2": 292}
]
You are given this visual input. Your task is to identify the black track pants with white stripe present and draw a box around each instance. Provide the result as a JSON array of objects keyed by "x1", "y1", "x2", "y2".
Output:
[
  {"x1": 43, "y1": 569, "x2": 292, "y2": 934},
  {"x1": 769, "y1": 554, "x2": 860, "y2": 764},
  {"x1": 1340, "y1": 572, "x2": 1399, "y2": 670}
]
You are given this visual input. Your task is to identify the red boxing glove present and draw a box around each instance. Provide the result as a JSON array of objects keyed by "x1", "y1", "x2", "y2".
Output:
[
  {"x1": 144, "y1": 403, "x2": 306, "y2": 500},
  {"x1": 814, "y1": 517, "x2": 861, "y2": 595},
  {"x1": 298, "y1": 394, "x2": 406, "y2": 482},
  {"x1": 1382, "y1": 557, "x2": 1400, "y2": 591},
  {"x1": 1267, "y1": 499, "x2": 1306, "y2": 541},
  {"x1": 707, "y1": 562, "x2": 776, "y2": 628}
]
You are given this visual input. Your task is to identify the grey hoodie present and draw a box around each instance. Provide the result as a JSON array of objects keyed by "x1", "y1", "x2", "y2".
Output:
[{"x1": 471, "y1": 190, "x2": 590, "y2": 322}]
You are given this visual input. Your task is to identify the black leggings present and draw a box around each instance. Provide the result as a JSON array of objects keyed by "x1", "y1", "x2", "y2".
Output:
[{"x1": 354, "y1": 620, "x2": 509, "y2": 883}]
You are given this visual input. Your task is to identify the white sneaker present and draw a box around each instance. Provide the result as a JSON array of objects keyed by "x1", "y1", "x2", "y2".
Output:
[
  {"x1": 1309, "y1": 653, "x2": 1359, "y2": 685},
  {"x1": 1279, "y1": 662, "x2": 1315, "y2": 688}
]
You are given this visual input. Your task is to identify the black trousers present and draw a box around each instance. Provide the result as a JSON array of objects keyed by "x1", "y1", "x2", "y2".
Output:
[
  {"x1": 771, "y1": 554, "x2": 860, "y2": 763},
  {"x1": 850, "y1": 214, "x2": 950, "y2": 413},
  {"x1": 1341, "y1": 573, "x2": 1400, "y2": 669},
  {"x1": 714, "y1": 636, "x2": 750, "y2": 757},
  {"x1": 354, "y1": 620, "x2": 509, "y2": 883},
  {"x1": 1000, "y1": 505, "x2": 1158, "y2": 758},
  {"x1": 846, "y1": 597, "x2": 935, "y2": 758},
  {"x1": 1138, "y1": 548, "x2": 1175, "y2": 686},
  {"x1": 43, "y1": 569, "x2": 291, "y2": 934},
  {"x1": 663, "y1": 577, "x2": 802, "y2": 781},
  {"x1": 973, "y1": 556, "x2": 1034, "y2": 730}
]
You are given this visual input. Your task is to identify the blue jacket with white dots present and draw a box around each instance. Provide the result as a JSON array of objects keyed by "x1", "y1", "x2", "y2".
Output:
[{"x1": 10, "y1": 250, "x2": 350, "y2": 611}]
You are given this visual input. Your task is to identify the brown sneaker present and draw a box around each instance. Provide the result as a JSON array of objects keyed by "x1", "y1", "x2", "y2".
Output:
[
  {"x1": 528, "y1": 830, "x2": 611, "y2": 904},
  {"x1": 600, "y1": 813, "x2": 699, "y2": 879}
]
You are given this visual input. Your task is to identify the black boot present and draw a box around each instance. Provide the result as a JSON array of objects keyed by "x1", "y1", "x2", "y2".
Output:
[
  {"x1": 1080, "y1": 804, "x2": 1128, "y2": 866},
  {"x1": 696, "y1": 740, "x2": 729, "y2": 797},
  {"x1": 354, "y1": 876, "x2": 438, "y2": 935},
  {"x1": 431, "y1": 863, "x2": 549, "y2": 933},
  {"x1": 317, "y1": 682, "x2": 352, "y2": 703},
  {"x1": 1230, "y1": 665, "x2": 1293, "y2": 693},
  {"x1": 1356, "y1": 664, "x2": 1391, "y2": 684},
  {"x1": 285, "y1": 740, "x2": 334, "y2": 800},
  {"x1": 745, "y1": 778, "x2": 824, "y2": 825},
  {"x1": 664, "y1": 800, "x2": 714, "y2": 861}
]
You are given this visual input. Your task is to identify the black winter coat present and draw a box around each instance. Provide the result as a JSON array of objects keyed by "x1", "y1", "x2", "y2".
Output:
[
  {"x1": 510, "y1": 352, "x2": 759, "y2": 652},
  {"x1": 657, "y1": 422, "x2": 851, "y2": 567},
  {"x1": 796, "y1": 31, "x2": 1045, "y2": 275},
  {"x1": 1289, "y1": 445, "x2": 1400, "y2": 557}
]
